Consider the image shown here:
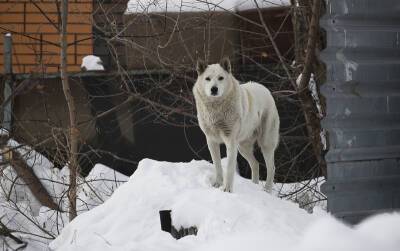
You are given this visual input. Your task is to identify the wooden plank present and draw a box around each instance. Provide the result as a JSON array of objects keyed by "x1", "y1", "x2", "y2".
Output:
[
  {"x1": 0, "y1": 23, "x2": 25, "y2": 33},
  {"x1": 0, "y1": 1, "x2": 93, "y2": 74},
  {"x1": 25, "y1": 13, "x2": 92, "y2": 24},
  {"x1": 0, "y1": 3, "x2": 24, "y2": 13},
  {"x1": 43, "y1": 34, "x2": 80, "y2": 44},
  {"x1": 0, "y1": 13, "x2": 25, "y2": 23},
  {"x1": 76, "y1": 44, "x2": 92, "y2": 54},
  {"x1": 0, "y1": 54, "x2": 77, "y2": 65},
  {"x1": 2, "y1": 147, "x2": 59, "y2": 211},
  {"x1": 25, "y1": 24, "x2": 92, "y2": 34},
  {"x1": 25, "y1": 3, "x2": 92, "y2": 13}
]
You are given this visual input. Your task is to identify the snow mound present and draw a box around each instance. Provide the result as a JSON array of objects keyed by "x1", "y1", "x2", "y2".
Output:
[
  {"x1": 78, "y1": 163, "x2": 128, "y2": 211},
  {"x1": 126, "y1": 0, "x2": 290, "y2": 14},
  {"x1": 81, "y1": 55, "x2": 104, "y2": 71},
  {"x1": 47, "y1": 158, "x2": 391, "y2": 250},
  {"x1": 0, "y1": 138, "x2": 128, "y2": 250},
  {"x1": 51, "y1": 158, "x2": 316, "y2": 250}
]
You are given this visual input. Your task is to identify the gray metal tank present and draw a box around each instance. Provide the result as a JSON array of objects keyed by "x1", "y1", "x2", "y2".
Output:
[{"x1": 320, "y1": 0, "x2": 400, "y2": 224}]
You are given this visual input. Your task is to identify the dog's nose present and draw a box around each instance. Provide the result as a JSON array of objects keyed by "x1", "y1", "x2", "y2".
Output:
[{"x1": 211, "y1": 86, "x2": 218, "y2": 96}]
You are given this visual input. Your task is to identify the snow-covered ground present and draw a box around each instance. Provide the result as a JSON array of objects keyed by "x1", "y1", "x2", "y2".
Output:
[
  {"x1": 0, "y1": 139, "x2": 127, "y2": 250},
  {"x1": 50, "y1": 158, "x2": 400, "y2": 251},
  {"x1": 126, "y1": 0, "x2": 290, "y2": 14},
  {"x1": 2, "y1": 138, "x2": 399, "y2": 250}
]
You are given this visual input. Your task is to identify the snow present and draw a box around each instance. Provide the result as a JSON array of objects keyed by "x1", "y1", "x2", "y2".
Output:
[
  {"x1": 0, "y1": 128, "x2": 9, "y2": 136},
  {"x1": 81, "y1": 55, "x2": 104, "y2": 71},
  {"x1": 78, "y1": 164, "x2": 128, "y2": 211},
  {"x1": 0, "y1": 139, "x2": 127, "y2": 250},
  {"x1": 50, "y1": 158, "x2": 400, "y2": 251},
  {"x1": 1, "y1": 140, "x2": 399, "y2": 250},
  {"x1": 297, "y1": 73, "x2": 326, "y2": 151},
  {"x1": 296, "y1": 73, "x2": 322, "y2": 118},
  {"x1": 126, "y1": 0, "x2": 290, "y2": 14},
  {"x1": 320, "y1": 129, "x2": 327, "y2": 150},
  {"x1": 307, "y1": 73, "x2": 323, "y2": 118},
  {"x1": 296, "y1": 214, "x2": 400, "y2": 251},
  {"x1": 276, "y1": 176, "x2": 326, "y2": 212}
]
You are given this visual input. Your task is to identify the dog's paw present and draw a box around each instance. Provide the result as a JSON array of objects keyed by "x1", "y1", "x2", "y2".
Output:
[
  {"x1": 211, "y1": 173, "x2": 223, "y2": 188},
  {"x1": 264, "y1": 183, "x2": 273, "y2": 193},
  {"x1": 223, "y1": 187, "x2": 231, "y2": 193},
  {"x1": 222, "y1": 184, "x2": 232, "y2": 193},
  {"x1": 251, "y1": 177, "x2": 259, "y2": 184},
  {"x1": 212, "y1": 180, "x2": 223, "y2": 188},
  {"x1": 213, "y1": 175, "x2": 223, "y2": 187}
]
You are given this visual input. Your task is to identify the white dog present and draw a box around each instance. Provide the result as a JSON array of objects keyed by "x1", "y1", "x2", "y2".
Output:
[{"x1": 193, "y1": 58, "x2": 280, "y2": 192}]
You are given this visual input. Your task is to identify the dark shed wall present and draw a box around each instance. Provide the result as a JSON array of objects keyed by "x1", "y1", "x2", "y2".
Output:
[
  {"x1": 321, "y1": 0, "x2": 400, "y2": 223},
  {"x1": 93, "y1": 0, "x2": 129, "y2": 70},
  {"x1": 6, "y1": 74, "x2": 138, "y2": 176},
  {"x1": 121, "y1": 7, "x2": 293, "y2": 70},
  {"x1": 238, "y1": 7, "x2": 294, "y2": 65},
  {"x1": 123, "y1": 11, "x2": 240, "y2": 70}
]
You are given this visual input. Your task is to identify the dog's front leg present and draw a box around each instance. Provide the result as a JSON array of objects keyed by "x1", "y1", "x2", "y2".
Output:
[
  {"x1": 207, "y1": 138, "x2": 223, "y2": 187},
  {"x1": 224, "y1": 140, "x2": 238, "y2": 192}
]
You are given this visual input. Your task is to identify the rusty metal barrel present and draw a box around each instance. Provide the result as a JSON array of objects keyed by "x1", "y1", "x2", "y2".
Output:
[{"x1": 320, "y1": 0, "x2": 400, "y2": 223}]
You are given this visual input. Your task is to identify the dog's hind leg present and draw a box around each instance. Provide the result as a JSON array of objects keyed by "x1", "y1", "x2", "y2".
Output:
[
  {"x1": 260, "y1": 145, "x2": 276, "y2": 192},
  {"x1": 238, "y1": 141, "x2": 259, "y2": 184},
  {"x1": 207, "y1": 138, "x2": 223, "y2": 187},
  {"x1": 259, "y1": 115, "x2": 279, "y2": 193}
]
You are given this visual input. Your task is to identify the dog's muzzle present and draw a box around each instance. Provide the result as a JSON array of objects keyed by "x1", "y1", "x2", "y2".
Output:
[{"x1": 211, "y1": 86, "x2": 218, "y2": 96}]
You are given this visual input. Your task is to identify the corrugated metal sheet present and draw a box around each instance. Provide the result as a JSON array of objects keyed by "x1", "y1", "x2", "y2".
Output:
[{"x1": 320, "y1": 0, "x2": 400, "y2": 223}]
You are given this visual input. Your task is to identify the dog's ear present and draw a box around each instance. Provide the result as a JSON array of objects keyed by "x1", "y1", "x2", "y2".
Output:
[
  {"x1": 196, "y1": 59, "x2": 207, "y2": 75},
  {"x1": 220, "y1": 57, "x2": 231, "y2": 73}
]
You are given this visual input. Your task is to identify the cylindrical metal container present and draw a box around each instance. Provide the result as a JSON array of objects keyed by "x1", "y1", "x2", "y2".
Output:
[{"x1": 321, "y1": 0, "x2": 400, "y2": 224}]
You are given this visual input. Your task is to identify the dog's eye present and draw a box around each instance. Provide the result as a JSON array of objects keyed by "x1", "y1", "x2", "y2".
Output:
[
  {"x1": 205, "y1": 77, "x2": 211, "y2": 81},
  {"x1": 218, "y1": 76, "x2": 224, "y2": 81}
]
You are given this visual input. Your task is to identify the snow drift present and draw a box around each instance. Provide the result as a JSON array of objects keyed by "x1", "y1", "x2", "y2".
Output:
[
  {"x1": 0, "y1": 138, "x2": 128, "y2": 250},
  {"x1": 50, "y1": 159, "x2": 400, "y2": 251}
]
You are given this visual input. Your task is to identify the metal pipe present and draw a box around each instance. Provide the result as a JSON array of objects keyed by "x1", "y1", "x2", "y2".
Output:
[{"x1": 2, "y1": 33, "x2": 13, "y2": 133}]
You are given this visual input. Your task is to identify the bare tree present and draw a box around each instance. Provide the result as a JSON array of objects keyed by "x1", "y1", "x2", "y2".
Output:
[
  {"x1": 295, "y1": 0, "x2": 325, "y2": 175},
  {"x1": 60, "y1": 0, "x2": 78, "y2": 220}
]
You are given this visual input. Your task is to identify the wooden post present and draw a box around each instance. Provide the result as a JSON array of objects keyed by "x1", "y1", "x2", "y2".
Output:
[{"x1": 2, "y1": 147, "x2": 59, "y2": 211}]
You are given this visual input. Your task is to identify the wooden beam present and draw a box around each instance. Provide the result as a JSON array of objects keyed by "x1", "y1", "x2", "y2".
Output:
[{"x1": 2, "y1": 146, "x2": 60, "y2": 211}]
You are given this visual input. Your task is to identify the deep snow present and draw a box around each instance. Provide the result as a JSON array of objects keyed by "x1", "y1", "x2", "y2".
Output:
[
  {"x1": 50, "y1": 158, "x2": 400, "y2": 251},
  {"x1": 1, "y1": 138, "x2": 399, "y2": 250},
  {"x1": 0, "y1": 138, "x2": 127, "y2": 250}
]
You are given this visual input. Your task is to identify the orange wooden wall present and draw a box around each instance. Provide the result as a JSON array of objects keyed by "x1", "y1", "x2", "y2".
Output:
[{"x1": 0, "y1": 0, "x2": 93, "y2": 74}]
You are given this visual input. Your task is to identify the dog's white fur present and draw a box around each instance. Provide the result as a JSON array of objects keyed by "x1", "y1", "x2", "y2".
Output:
[{"x1": 193, "y1": 58, "x2": 280, "y2": 192}]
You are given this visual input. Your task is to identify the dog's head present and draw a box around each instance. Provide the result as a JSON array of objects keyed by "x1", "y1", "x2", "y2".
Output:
[{"x1": 195, "y1": 57, "x2": 233, "y2": 98}]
